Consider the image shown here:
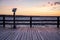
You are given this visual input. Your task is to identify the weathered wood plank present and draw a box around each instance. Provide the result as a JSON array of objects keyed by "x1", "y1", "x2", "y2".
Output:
[{"x1": 0, "y1": 28, "x2": 60, "y2": 40}]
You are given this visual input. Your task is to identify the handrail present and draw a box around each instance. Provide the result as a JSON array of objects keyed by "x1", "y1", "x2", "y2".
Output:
[{"x1": 0, "y1": 15, "x2": 60, "y2": 28}]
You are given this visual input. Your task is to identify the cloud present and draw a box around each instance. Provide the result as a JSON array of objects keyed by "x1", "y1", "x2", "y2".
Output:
[
  {"x1": 48, "y1": 2, "x2": 60, "y2": 6},
  {"x1": 54, "y1": 2, "x2": 60, "y2": 5}
]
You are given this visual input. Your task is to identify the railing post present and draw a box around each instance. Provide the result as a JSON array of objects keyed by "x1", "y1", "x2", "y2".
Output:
[
  {"x1": 3, "y1": 15, "x2": 5, "y2": 28},
  {"x1": 13, "y1": 12, "x2": 16, "y2": 29},
  {"x1": 57, "y1": 17, "x2": 59, "y2": 28},
  {"x1": 30, "y1": 16, "x2": 32, "y2": 28}
]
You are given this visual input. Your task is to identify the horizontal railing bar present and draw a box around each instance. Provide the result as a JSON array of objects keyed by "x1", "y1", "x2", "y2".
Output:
[
  {"x1": 0, "y1": 23, "x2": 3, "y2": 25},
  {"x1": 3, "y1": 23, "x2": 30, "y2": 25},
  {"x1": 32, "y1": 20, "x2": 59, "y2": 21},
  {"x1": 0, "y1": 20, "x2": 60, "y2": 21},
  {"x1": 5, "y1": 20, "x2": 30, "y2": 21},
  {"x1": 0, "y1": 22, "x2": 60, "y2": 24},
  {"x1": 32, "y1": 23, "x2": 57, "y2": 25},
  {"x1": 0, "y1": 23, "x2": 60, "y2": 25},
  {"x1": 5, "y1": 23, "x2": 55, "y2": 24},
  {"x1": 0, "y1": 23, "x2": 57, "y2": 25}
]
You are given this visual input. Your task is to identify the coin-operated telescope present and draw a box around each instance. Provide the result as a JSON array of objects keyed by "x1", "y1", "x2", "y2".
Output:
[
  {"x1": 12, "y1": 8, "x2": 17, "y2": 13},
  {"x1": 12, "y1": 8, "x2": 17, "y2": 29}
]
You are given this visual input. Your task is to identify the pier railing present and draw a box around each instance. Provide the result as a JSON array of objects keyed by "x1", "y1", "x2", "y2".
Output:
[{"x1": 0, "y1": 15, "x2": 60, "y2": 28}]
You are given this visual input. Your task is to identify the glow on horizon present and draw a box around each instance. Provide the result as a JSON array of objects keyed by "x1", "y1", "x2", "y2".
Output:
[{"x1": 0, "y1": 0, "x2": 60, "y2": 16}]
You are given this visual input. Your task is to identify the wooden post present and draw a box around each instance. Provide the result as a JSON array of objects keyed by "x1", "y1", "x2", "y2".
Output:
[
  {"x1": 3, "y1": 15, "x2": 5, "y2": 28},
  {"x1": 57, "y1": 17, "x2": 59, "y2": 28},
  {"x1": 30, "y1": 16, "x2": 32, "y2": 28},
  {"x1": 13, "y1": 12, "x2": 16, "y2": 28}
]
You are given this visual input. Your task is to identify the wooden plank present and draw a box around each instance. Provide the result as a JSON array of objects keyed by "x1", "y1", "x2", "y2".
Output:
[
  {"x1": 44, "y1": 31, "x2": 60, "y2": 40},
  {"x1": 15, "y1": 32, "x2": 23, "y2": 40},
  {"x1": 20, "y1": 32, "x2": 27, "y2": 40},
  {"x1": 0, "y1": 32, "x2": 11, "y2": 40},
  {"x1": 35, "y1": 31, "x2": 43, "y2": 40},
  {"x1": 32, "y1": 31, "x2": 39, "y2": 40},
  {"x1": 26, "y1": 29, "x2": 33, "y2": 40},
  {"x1": 6, "y1": 31, "x2": 18, "y2": 40},
  {"x1": 0, "y1": 27, "x2": 60, "y2": 40}
]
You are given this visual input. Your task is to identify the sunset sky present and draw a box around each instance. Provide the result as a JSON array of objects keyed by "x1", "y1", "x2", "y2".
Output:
[{"x1": 0, "y1": 0, "x2": 60, "y2": 16}]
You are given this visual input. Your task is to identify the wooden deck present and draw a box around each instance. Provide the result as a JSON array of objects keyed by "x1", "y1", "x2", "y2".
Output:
[{"x1": 0, "y1": 27, "x2": 60, "y2": 40}]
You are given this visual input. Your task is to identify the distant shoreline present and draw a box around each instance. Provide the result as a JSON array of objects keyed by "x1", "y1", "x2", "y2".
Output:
[{"x1": 0, "y1": 15, "x2": 60, "y2": 17}]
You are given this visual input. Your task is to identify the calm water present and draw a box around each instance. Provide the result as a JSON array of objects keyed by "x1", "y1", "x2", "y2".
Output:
[{"x1": 0, "y1": 16, "x2": 60, "y2": 28}]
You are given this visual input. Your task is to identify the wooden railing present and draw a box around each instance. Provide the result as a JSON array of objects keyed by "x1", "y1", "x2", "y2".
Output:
[{"x1": 0, "y1": 15, "x2": 60, "y2": 28}]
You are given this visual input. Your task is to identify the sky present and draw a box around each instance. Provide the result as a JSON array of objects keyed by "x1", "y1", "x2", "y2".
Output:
[{"x1": 0, "y1": 0, "x2": 60, "y2": 16}]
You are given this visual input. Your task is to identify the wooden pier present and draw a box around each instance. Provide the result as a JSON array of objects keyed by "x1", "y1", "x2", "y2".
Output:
[
  {"x1": 0, "y1": 15, "x2": 60, "y2": 40},
  {"x1": 0, "y1": 27, "x2": 60, "y2": 40}
]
